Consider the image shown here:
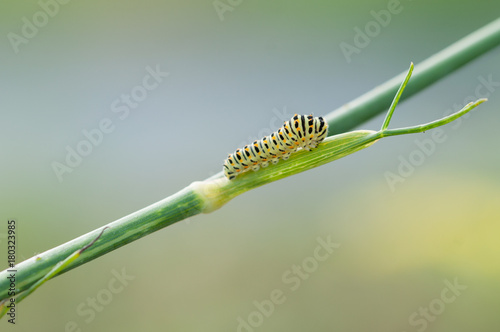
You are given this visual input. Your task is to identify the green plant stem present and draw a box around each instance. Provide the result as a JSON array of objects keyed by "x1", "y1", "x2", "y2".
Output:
[
  {"x1": 4, "y1": 227, "x2": 106, "y2": 310},
  {"x1": 326, "y1": 17, "x2": 500, "y2": 135},
  {"x1": 381, "y1": 99, "x2": 487, "y2": 137},
  {"x1": 0, "y1": 187, "x2": 204, "y2": 301},
  {"x1": 381, "y1": 63, "x2": 414, "y2": 131}
]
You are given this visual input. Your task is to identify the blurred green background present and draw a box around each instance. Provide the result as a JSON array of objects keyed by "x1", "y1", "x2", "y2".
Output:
[{"x1": 1, "y1": 0, "x2": 500, "y2": 331}]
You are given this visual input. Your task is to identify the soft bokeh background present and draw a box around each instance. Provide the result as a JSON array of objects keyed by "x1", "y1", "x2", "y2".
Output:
[{"x1": 2, "y1": 1, "x2": 500, "y2": 331}]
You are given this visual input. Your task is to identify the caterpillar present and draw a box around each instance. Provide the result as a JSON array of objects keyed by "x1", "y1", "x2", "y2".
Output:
[{"x1": 223, "y1": 114, "x2": 328, "y2": 180}]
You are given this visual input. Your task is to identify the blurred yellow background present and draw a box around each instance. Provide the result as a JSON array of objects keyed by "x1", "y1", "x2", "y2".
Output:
[{"x1": 1, "y1": 0, "x2": 500, "y2": 331}]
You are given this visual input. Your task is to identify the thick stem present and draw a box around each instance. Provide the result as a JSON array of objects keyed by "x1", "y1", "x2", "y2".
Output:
[
  {"x1": 0, "y1": 186, "x2": 205, "y2": 300},
  {"x1": 326, "y1": 17, "x2": 500, "y2": 135}
]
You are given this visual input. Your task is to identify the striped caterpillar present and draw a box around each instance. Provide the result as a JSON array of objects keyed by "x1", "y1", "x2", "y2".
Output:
[{"x1": 223, "y1": 114, "x2": 328, "y2": 180}]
